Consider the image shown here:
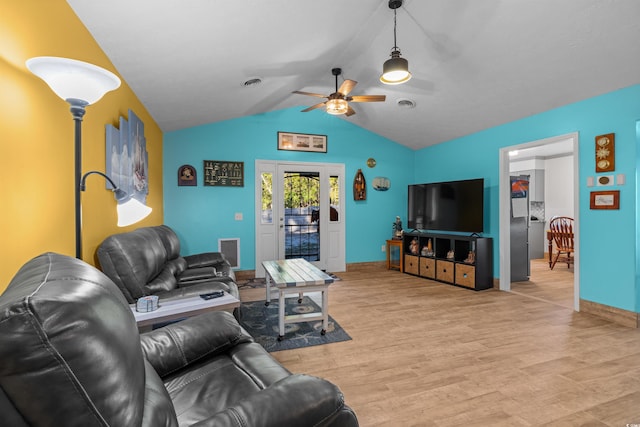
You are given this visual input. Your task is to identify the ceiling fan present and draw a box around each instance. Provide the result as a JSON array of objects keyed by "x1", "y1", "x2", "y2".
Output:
[{"x1": 293, "y1": 68, "x2": 386, "y2": 116}]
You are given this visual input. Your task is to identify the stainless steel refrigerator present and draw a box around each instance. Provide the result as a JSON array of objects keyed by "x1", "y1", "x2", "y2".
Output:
[{"x1": 510, "y1": 175, "x2": 530, "y2": 281}]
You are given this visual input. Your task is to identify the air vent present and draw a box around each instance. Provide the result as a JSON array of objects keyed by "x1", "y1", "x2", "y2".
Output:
[
  {"x1": 397, "y1": 98, "x2": 416, "y2": 109},
  {"x1": 242, "y1": 77, "x2": 262, "y2": 87}
]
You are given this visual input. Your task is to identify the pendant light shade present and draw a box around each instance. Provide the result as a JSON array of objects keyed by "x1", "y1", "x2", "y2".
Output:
[
  {"x1": 380, "y1": 49, "x2": 411, "y2": 85},
  {"x1": 26, "y1": 56, "x2": 121, "y2": 105},
  {"x1": 380, "y1": 0, "x2": 412, "y2": 85}
]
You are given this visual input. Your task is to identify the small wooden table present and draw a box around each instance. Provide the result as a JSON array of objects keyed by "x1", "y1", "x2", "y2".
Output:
[
  {"x1": 262, "y1": 258, "x2": 334, "y2": 341},
  {"x1": 131, "y1": 292, "x2": 240, "y2": 332},
  {"x1": 386, "y1": 239, "x2": 404, "y2": 272}
]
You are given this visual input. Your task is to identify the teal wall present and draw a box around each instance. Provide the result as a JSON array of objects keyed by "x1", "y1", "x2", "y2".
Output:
[
  {"x1": 415, "y1": 84, "x2": 640, "y2": 312},
  {"x1": 164, "y1": 107, "x2": 414, "y2": 269},
  {"x1": 165, "y1": 85, "x2": 640, "y2": 313}
]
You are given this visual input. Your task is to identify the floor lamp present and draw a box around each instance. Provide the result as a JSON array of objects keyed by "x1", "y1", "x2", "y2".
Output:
[{"x1": 26, "y1": 56, "x2": 152, "y2": 259}]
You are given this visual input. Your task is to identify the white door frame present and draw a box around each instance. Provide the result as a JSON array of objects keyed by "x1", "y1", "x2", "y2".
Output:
[
  {"x1": 498, "y1": 132, "x2": 580, "y2": 311},
  {"x1": 255, "y1": 160, "x2": 346, "y2": 277}
]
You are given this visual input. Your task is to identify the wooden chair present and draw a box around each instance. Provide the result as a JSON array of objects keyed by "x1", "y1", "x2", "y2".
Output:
[{"x1": 549, "y1": 216, "x2": 574, "y2": 270}]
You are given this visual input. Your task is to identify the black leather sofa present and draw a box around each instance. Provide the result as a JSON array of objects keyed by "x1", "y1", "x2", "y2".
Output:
[
  {"x1": 97, "y1": 225, "x2": 239, "y2": 303},
  {"x1": 0, "y1": 252, "x2": 359, "y2": 426}
]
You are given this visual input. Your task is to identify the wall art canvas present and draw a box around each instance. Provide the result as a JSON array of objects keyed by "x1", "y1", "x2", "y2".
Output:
[
  {"x1": 128, "y1": 109, "x2": 149, "y2": 203},
  {"x1": 105, "y1": 110, "x2": 149, "y2": 204}
]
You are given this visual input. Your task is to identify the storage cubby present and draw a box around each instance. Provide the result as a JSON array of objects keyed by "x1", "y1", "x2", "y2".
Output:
[{"x1": 402, "y1": 231, "x2": 493, "y2": 291}]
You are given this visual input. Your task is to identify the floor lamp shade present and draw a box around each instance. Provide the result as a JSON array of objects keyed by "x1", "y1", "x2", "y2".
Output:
[
  {"x1": 116, "y1": 197, "x2": 153, "y2": 227},
  {"x1": 27, "y1": 56, "x2": 122, "y2": 259},
  {"x1": 26, "y1": 56, "x2": 121, "y2": 104},
  {"x1": 81, "y1": 171, "x2": 153, "y2": 227}
]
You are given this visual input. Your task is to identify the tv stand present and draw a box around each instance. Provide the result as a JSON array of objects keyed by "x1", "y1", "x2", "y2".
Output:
[{"x1": 402, "y1": 231, "x2": 493, "y2": 290}]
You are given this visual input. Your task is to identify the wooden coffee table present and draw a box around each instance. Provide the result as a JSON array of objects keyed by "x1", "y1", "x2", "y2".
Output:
[
  {"x1": 262, "y1": 258, "x2": 334, "y2": 341},
  {"x1": 131, "y1": 292, "x2": 240, "y2": 331}
]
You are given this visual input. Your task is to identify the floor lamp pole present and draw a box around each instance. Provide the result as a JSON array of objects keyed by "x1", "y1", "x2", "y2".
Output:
[{"x1": 70, "y1": 100, "x2": 87, "y2": 259}]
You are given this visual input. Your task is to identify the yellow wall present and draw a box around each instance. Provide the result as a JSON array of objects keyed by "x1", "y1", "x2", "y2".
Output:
[{"x1": 0, "y1": 1, "x2": 163, "y2": 290}]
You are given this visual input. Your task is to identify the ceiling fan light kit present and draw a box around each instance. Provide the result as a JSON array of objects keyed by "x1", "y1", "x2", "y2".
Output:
[
  {"x1": 293, "y1": 67, "x2": 385, "y2": 117},
  {"x1": 326, "y1": 98, "x2": 349, "y2": 115},
  {"x1": 380, "y1": 0, "x2": 412, "y2": 85}
]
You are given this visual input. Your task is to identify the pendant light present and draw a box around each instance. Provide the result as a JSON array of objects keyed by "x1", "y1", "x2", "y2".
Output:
[{"x1": 380, "y1": 0, "x2": 412, "y2": 85}]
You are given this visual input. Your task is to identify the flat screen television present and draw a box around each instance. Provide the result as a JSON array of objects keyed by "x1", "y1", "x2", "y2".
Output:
[{"x1": 407, "y1": 178, "x2": 484, "y2": 233}]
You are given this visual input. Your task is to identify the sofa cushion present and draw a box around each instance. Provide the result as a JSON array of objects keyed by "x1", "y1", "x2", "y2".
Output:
[
  {"x1": 155, "y1": 224, "x2": 183, "y2": 260},
  {"x1": 0, "y1": 253, "x2": 178, "y2": 426}
]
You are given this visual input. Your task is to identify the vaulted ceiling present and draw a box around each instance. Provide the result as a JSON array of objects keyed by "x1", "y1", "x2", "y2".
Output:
[{"x1": 67, "y1": 0, "x2": 640, "y2": 150}]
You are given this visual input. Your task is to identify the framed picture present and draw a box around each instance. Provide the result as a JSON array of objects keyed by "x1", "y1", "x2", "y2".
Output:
[
  {"x1": 203, "y1": 160, "x2": 244, "y2": 187},
  {"x1": 590, "y1": 190, "x2": 619, "y2": 210},
  {"x1": 278, "y1": 132, "x2": 327, "y2": 153}
]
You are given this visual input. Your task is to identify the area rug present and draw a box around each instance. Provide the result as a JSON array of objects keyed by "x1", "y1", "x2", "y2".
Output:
[{"x1": 239, "y1": 296, "x2": 351, "y2": 352}]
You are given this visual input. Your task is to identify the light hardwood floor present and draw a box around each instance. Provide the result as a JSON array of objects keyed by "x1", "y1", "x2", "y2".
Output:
[
  {"x1": 240, "y1": 263, "x2": 640, "y2": 426},
  {"x1": 511, "y1": 257, "x2": 574, "y2": 309}
]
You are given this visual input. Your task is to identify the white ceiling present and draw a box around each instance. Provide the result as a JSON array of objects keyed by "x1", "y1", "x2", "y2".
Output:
[{"x1": 67, "y1": 0, "x2": 640, "y2": 150}]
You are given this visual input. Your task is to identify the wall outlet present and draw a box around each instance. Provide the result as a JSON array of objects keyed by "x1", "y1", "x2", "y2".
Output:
[
  {"x1": 381, "y1": 244, "x2": 386, "y2": 252},
  {"x1": 234, "y1": 212, "x2": 243, "y2": 221}
]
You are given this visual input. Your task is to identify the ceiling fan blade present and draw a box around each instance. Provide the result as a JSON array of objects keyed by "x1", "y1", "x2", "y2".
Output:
[
  {"x1": 345, "y1": 105, "x2": 356, "y2": 117},
  {"x1": 349, "y1": 95, "x2": 386, "y2": 103},
  {"x1": 301, "y1": 102, "x2": 327, "y2": 113},
  {"x1": 292, "y1": 90, "x2": 327, "y2": 98},
  {"x1": 338, "y1": 79, "x2": 357, "y2": 96}
]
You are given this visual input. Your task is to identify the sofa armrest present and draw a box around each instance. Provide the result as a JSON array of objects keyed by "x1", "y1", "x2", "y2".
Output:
[
  {"x1": 139, "y1": 311, "x2": 251, "y2": 377},
  {"x1": 177, "y1": 266, "x2": 217, "y2": 283},
  {"x1": 191, "y1": 374, "x2": 358, "y2": 427},
  {"x1": 183, "y1": 252, "x2": 227, "y2": 268}
]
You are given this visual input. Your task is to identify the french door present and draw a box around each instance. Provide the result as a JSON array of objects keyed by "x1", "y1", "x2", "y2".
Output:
[{"x1": 255, "y1": 160, "x2": 345, "y2": 277}]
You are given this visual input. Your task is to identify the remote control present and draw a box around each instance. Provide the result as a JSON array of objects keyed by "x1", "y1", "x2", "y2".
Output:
[{"x1": 200, "y1": 291, "x2": 224, "y2": 300}]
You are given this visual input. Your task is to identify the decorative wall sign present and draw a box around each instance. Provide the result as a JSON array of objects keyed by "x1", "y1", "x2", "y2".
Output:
[
  {"x1": 277, "y1": 131, "x2": 327, "y2": 153},
  {"x1": 177, "y1": 164, "x2": 197, "y2": 186},
  {"x1": 203, "y1": 160, "x2": 244, "y2": 187},
  {"x1": 372, "y1": 176, "x2": 390, "y2": 191},
  {"x1": 590, "y1": 190, "x2": 619, "y2": 210},
  {"x1": 595, "y1": 175, "x2": 614, "y2": 187},
  {"x1": 595, "y1": 133, "x2": 615, "y2": 173},
  {"x1": 353, "y1": 168, "x2": 366, "y2": 200},
  {"x1": 105, "y1": 109, "x2": 149, "y2": 204}
]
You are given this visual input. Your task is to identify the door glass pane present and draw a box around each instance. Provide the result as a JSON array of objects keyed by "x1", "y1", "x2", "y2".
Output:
[
  {"x1": 284, "y1": 171, "x2": 319, "y2": 261},
  {"x1": 261, "y1": 172, "x2": 272, "y2": 224},
  {"x1": 330, "y1": 175, "x2": 339, "y2": 222}
]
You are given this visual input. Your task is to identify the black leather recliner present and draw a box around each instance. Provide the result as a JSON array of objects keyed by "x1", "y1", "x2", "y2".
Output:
[
  {"x1": 0, "y1": 253, "x2": 359, "y2": 426},
  {"x1": 97, "y1": 225, "x2": 239, "y2": 303}
]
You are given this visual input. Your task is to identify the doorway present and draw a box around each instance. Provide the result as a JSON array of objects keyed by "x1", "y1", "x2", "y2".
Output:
[
  {"x1": 498, "y1": 132, "x2": 580, "y2": 311},
  {"x1": 255, "y1": 160, "x2": 346, "y2": 278}
]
